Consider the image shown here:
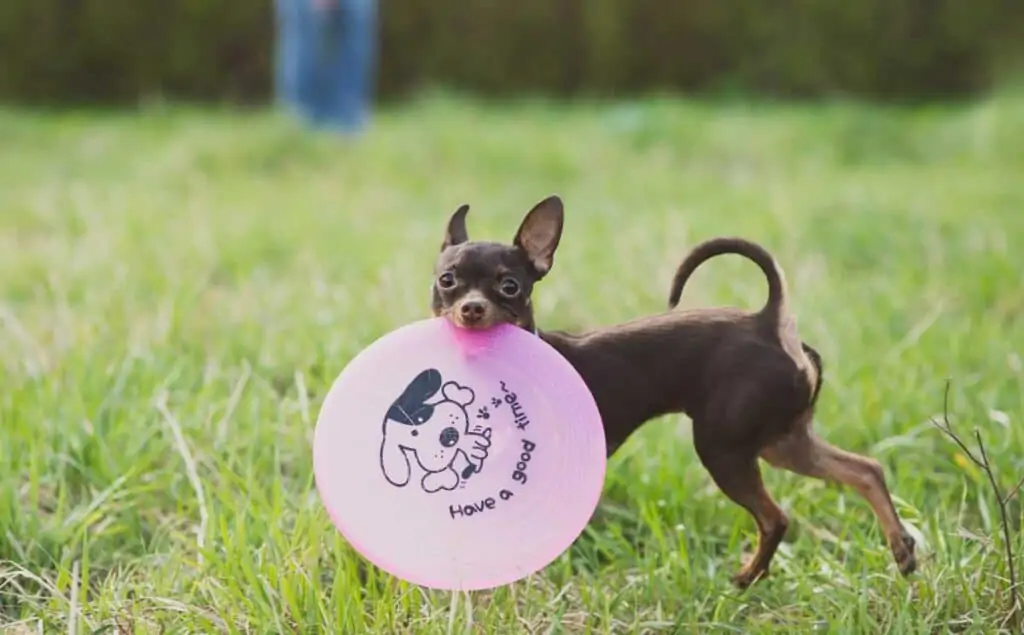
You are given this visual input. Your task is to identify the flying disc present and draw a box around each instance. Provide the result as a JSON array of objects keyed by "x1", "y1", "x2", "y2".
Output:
[{"x1": 313, "y1": 317, "x2": 606, "y2": 591}]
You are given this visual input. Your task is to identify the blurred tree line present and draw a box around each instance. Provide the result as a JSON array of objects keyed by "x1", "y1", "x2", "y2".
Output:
[{"x1": 1, "y1": 0, "x2": 1022, "y2": 106}]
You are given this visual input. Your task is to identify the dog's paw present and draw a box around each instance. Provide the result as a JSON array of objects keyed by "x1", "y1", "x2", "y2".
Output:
[
  {"x1": 731, "y1": 563, "x2": 770, "y2": 590},
  {"x1": 465, "y1": 429, "x2": 492, "y2": 460},
  {"x1": 422, "y1": 469, "x2": 459, "y2": 493},
  {"x1": 894, "y1": 530, "x2": 917, "y2": 576}
]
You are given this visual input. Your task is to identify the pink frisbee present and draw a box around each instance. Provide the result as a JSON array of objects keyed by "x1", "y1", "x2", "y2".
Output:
[{"x1": 313, "y1": 317, "x2": 606, "y2": 591}]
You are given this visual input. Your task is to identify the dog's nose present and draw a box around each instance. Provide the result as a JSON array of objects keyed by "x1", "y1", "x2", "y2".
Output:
[
  {"x1": 459, "y1": 300, "x2": 486, "y2": 323},
  {"x1": 439, "y1": 427, "x2": 460, "y2": 448}
]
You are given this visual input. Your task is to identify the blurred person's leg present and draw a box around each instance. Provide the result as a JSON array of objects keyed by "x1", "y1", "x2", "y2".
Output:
[
  {"x1": 313, "y1": 0, "x2": 377, "y2": 134},
  {"x1": 274, "y1": 0, "x2": 317, "y2": 121}
]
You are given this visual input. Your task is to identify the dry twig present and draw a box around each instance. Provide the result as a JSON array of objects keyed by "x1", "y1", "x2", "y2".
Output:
[{"x1": 931, "y1": 379, "x2": 1021, "y2": 630}]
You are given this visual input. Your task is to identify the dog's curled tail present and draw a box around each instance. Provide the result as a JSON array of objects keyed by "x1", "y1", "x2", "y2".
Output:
[
  {"x1": 667, "y1": 237, "x2": 788, "y2": 327},
  {"x1": 668, "y1": 237, "x2": 819, "y2": 395}
]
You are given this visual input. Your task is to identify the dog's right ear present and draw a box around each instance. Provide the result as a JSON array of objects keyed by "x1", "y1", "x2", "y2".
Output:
[
  {"x1": 514, "y1": 195, "x2": 564, "y2": 278},
  {"x1": 441, "y1": 204, "x2": 470, "y2": 252}
]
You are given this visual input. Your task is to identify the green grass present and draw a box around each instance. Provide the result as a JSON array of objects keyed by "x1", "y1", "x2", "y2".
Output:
[{"x1": 2, "y1": 92, "x2": 1023, "y2": 634}]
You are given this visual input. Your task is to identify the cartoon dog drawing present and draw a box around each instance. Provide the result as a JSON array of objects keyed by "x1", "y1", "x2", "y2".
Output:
[{"x1": 380, "y1": 368, "x2": 493, "y2": 493}]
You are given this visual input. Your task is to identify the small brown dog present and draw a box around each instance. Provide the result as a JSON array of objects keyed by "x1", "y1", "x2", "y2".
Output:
[{"x1": 430, "y1": 195, "x2": 916, "y2": 587}]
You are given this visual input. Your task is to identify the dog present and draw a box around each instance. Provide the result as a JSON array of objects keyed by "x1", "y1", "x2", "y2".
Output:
[
  {"x1": 429, "y1": 195, "x2": 917, "y2": 588},
  {"x1": 379, "y1": 368, "x2": 493, "y2": 494}
]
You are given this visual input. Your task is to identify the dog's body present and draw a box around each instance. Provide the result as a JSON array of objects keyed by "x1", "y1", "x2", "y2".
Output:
[{"x1": 430, "y1": 195, "x2": 916, "y2": 588}]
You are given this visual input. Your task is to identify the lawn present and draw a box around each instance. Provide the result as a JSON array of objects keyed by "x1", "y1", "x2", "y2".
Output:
[{"x1": 1, "y1": 93, "x2": 1023, "y2": 634}]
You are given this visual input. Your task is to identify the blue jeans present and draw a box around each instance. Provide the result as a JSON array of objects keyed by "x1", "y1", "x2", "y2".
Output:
[{"x1": 274, "y1": 0, "x2": 377, "y2": 133}]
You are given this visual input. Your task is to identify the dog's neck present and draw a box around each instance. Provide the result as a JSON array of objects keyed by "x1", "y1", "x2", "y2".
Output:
[
  {"x1": 519, "y1": 316, "x2": 540, "y2": 336},
  {"x1": 531, "y1": 321, "x2": 670, "y2": 458}
]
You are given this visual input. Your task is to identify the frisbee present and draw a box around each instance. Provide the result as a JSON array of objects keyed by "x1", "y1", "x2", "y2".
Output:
[{"x1": 313, "y1": 317, "x2": 606, "y2": 591}]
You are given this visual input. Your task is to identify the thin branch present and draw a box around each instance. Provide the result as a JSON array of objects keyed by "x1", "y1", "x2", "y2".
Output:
[
  {"x1": 930, "y1": 380, "x2": 985, "y2": 469},
  {"x1": 974, "y1": 428, "x2": 1019, "y2": 620},
  {"x1": 1003, "y1": 474, "x2": 1024, "y2": 506},
  {"x1": 931, "y1": 379, "x2": 1021, "y2": 630}
]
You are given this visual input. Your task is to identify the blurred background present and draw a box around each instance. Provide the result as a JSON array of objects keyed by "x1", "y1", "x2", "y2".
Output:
[
  {"x1": 4, "y1": 2, "x2": 1024, "y2": 632},
  {"x1": 2, "y1": 0, "x2": 1023, "y2": 107}
]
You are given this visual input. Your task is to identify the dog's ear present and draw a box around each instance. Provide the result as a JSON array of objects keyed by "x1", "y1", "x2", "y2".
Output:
[
  {"x1": 514, "y1": 195, "x2": 564, "y2": 278},
  {"x1": 380, "y1": 428, "x2": 412, "y2": 487},
  {"x1": 391, "y1": 369, "x2": 442, "y2": 418},
  {"x1": 442, "y1": 204, "x2": 470, "y2": 251}
]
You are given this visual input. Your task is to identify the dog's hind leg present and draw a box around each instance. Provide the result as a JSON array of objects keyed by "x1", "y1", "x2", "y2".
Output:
[
  {"x1": 694, "y1": 425, "x2": 789, "y2": 589},
  {"x1": 760, "y1": 422, "x2": 916, "y2": 577}
]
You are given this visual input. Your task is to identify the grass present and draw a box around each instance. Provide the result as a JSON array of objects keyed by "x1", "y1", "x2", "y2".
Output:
[{"x1": 1, "y1": 91, "x2": 1023, "y2": 634}]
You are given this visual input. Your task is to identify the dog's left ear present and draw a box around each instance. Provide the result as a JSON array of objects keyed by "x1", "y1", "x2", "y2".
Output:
[
  {"x1": 441, "y1": 204, "x2": 470, "y2": 251},
  {"x1": 514, "y1": 195, "x2": 564, "y2": 278}
]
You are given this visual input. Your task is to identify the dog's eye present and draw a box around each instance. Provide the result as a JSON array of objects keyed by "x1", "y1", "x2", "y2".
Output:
[
  {"x1": 498, "y1": 277, "x2": 520, "y2": 298},
  {"x1": 437, "y1": 272, "x2": 457, "y2": 290}
]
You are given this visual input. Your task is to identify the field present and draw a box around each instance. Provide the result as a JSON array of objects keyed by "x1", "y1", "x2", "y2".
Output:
[{"x1": 1, "y1": 93, "x2": 1023, "y2": 634}]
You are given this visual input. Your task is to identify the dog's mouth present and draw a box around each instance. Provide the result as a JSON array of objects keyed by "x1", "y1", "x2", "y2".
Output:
[
  {"x1": 445, "y1": 312, "x2": 503, "y2": 330},
  {"x1": 443, "y1": 303, "x2": 514, "y2": 331}
]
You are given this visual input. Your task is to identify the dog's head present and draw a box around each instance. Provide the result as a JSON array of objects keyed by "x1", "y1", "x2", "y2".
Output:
[
  {"x1": 431, "y1": 195, "x2": 564, "y2": 332},
  {"x1": 380, "y1": 369, "x2": 477, "y2": 486}
]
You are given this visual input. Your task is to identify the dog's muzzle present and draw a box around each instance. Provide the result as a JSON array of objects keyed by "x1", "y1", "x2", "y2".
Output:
[{"x1": 449, "y1": 298, "x2": 501, "y2": 329}]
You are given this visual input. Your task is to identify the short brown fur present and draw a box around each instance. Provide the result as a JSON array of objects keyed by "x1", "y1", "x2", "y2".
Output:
[{"x1": 431, "y1": 195, "x2": 916, "y2": 587}]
